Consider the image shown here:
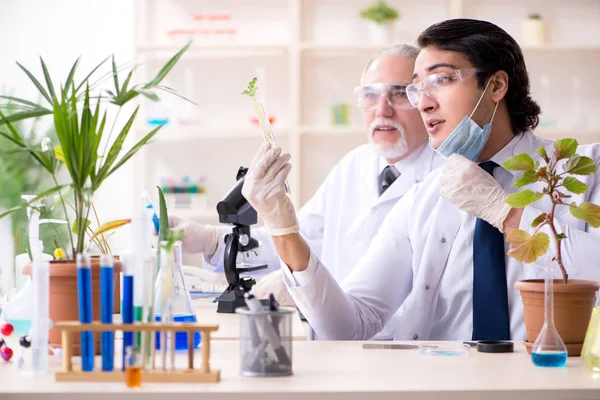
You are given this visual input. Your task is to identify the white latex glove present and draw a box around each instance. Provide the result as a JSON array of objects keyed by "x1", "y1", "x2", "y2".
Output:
[
  {"x1": 253, "y1": 270, "x2": 296, "y2": 307},
  {"x1": 242, "y1": 142, "x2": 299, "y2": 236},
  {"x1": 439, "y1": 153, "x2": 512, "y2": 232},
  {"x1": 168, "y1": 215, "x2": 219, "y2": 255}
]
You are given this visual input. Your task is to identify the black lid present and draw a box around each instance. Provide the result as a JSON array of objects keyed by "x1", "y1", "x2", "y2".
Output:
[{"x1": 477, "y1": 340, "x2": 514, "y2": 353}]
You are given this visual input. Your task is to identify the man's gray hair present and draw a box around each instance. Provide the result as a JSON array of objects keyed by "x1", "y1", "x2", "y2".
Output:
[{"x1": 360, "y1": 44, "x2": 420, "y2": 84}]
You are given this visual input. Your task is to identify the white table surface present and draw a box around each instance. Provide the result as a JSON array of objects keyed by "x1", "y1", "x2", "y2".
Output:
[{"x1": 1, "y1": 340, "x2": 599, "y2": 400}]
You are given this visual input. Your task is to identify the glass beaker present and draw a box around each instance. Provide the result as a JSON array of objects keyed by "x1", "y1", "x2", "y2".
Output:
[
  {"x1": 153, "y1": 241, "x2": 200, "y2": 350},
  {"x1": 531, "y1": 263, "x2": 567, "y2": 367},
  {"x1": 581, "y1": 291, "x2": 600, "y2": 371}
]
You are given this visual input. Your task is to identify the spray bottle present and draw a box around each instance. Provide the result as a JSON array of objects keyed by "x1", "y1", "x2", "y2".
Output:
[{"x1": 3, "y1": 196, "x2": 53, "y2": 335}]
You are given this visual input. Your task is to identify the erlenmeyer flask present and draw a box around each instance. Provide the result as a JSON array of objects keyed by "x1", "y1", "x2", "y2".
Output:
[
  {"x1": 581, "y1": 289, "x2": 600, "y2": 371},
  {"x1": 154, "y1": 241, "x2": 201, "y2": 350},
  {"x1": 531, "y1": 263, "x2": 567, "y2": 367}
]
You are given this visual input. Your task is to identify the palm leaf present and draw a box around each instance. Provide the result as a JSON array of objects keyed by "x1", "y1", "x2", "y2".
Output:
[
  {"x1": 16, "y1": 62, "x2": 51, "y2": 104},
  {"x1": 40, "y1": 57, "x2": 57, "y2": 101},
  {"x1": 0, "y1": 185, "x2": 69, "y2": 219},
  {"x1": 90, "y1": 219, "x2": 131, "y2": 241},
  {"x1": 144, "y1": 41, "x2": 191, "y2": 89}
]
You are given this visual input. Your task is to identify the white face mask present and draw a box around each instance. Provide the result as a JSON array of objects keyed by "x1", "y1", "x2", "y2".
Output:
[
  {"x1": 433, "y1": 78, "x2": 499, "y2": 161},
  {"x1": 368, "y1": 118, "x2": 409, "y2": 160}
]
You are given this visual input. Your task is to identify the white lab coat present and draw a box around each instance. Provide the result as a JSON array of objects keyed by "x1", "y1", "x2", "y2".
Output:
[
  {"x1": 206, "y1": 142, "x2": 443, "y2": 283},
  {"x1": 282, "y1": 131, "x2": 600, "y2": 341}
]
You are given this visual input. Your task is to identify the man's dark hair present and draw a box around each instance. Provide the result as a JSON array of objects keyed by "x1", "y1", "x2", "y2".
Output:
[{"x1": 417, "y1": 19, "x2": 540, "y2": 134}]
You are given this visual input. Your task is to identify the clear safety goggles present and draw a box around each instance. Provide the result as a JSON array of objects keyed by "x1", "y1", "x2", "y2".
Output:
[
  {"x1": 353, "y1": 83, "x2": 415, "y2": 111},
  {"x1": 406, "y1": 68, "x2": 479, "y2": 108}
]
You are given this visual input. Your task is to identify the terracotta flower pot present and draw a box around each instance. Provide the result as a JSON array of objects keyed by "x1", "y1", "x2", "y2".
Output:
[
  {"x1": 514, "y1": 279, "x2": 600, "y2": 356},
  {"x1": 24, "y1": 257, "x2": 122, "y2": 356}
]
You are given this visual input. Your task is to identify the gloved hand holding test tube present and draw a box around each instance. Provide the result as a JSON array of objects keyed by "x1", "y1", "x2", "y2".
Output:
[{"x1": 243, "y1": 77, "x2": 290, "y2": 195}]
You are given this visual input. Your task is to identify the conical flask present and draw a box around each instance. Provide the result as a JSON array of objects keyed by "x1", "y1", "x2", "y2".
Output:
[
  {"x1": 531, "y1": 262, "x2": 567, "y2": 367},
  {"x1": 154, "y1": 241, "x2": 200, "y2": 350},
  {"x1": 581, "y1": 286, "x2": 600, "y2": 371}
]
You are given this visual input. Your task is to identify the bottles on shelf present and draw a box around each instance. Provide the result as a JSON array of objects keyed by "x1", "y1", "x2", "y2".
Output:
[{"x1": 159, "y1": 175, "x2": 207, "y2": 210}]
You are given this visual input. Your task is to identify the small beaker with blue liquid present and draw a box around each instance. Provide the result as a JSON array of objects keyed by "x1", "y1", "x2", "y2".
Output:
[{"x1": 154, "y1": 241, "x2": 200, "y2": 350}]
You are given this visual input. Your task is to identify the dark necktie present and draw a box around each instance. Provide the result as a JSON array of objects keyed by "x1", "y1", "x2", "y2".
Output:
[
  {"x1": 380, "y1": 165, "x2": 400, "y2": 195},
  {"x1": 472, "y1": 161, "x2": 511, "y2": 340}
]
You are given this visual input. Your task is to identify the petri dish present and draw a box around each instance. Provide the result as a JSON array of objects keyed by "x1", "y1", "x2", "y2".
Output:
[{"x1": 418, "y1": 342, "x2": 470, "y2": 357}]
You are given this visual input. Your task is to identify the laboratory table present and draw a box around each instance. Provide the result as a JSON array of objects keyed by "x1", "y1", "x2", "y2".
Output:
[{"x1": 0, "y1": 341, "x2": 598, "y2": 400}]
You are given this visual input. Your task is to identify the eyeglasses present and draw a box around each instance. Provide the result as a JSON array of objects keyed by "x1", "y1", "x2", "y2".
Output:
[
  {"x1": 353, "y1": 83, "x2": 415, "y2": 111},
  {"x1": 406, "y1": 68, "x2": 479, "y2": 108}
]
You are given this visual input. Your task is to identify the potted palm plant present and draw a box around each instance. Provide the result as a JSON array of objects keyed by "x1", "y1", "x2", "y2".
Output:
[
  {"x1": 503, "y1": 138, "x2": 600, "y2": 356},
  {"x1": 360, "y1": 1, "x2": 400, "y2": 45},
  {"x1": 0, "y1": 42, "x2": 191, "y2": 352}
]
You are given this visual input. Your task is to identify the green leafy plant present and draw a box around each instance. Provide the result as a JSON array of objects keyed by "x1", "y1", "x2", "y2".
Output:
[
  {"x1": 0, "y1": 42, "x2": 191, "y2": 259},
  {"x1": 503, "y1": 138, "x2": 600, "y2": 282},
  {"x1": 360, "y1": 1, "x2": 400, "y2": 25},
  {"x1": 242, "y1": 77, "x2": 275, "y2": 142},
  {"x1": 0, "y1": 101, "x2": 68, "y2": 259}
]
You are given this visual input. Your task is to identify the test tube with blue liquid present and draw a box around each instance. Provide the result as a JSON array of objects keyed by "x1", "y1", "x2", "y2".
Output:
[
  {"x1": 140, "y1": 190, "x2": 160, "y2": 234},
  {"x1": 77, "y1": 253, "x2": 94, "y2": 372},
  {"x1": 100, "y1": 254, "x2": 114, "y2": 371},
  {"x1": 121, "y1": 253, "x2": 134, "y2": 371}
]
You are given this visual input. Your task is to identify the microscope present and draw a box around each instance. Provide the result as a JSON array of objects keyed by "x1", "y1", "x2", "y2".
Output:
[{"x1": 216, "y1": 167, "x2": 269, "y2": 313}]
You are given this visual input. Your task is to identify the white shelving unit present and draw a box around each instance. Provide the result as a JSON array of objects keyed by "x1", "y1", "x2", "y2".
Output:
[{"x1": 133, "y1": 0, "x2": 600, "y2": 222}]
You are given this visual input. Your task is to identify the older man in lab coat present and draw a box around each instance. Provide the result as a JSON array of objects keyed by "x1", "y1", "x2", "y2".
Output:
[
  {"x1": 171, "y1": 45, "x2": 443, "y2": 326},
  {"x1": 241, "y1": 18, "x2": 600, "y2": 341}
]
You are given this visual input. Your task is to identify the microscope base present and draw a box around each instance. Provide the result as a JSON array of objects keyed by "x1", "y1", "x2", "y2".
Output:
[{"x1": 216, "y1": 289, "x2": 269, "y2": 313}]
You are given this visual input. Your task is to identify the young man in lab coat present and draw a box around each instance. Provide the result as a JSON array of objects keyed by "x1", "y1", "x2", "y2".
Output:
[
  {"x1": 170, "y1": 45, "x2": 443, "y2": 314},
  {"x1": 241, "y1": 19, "x2": 600, "y2": 341}
]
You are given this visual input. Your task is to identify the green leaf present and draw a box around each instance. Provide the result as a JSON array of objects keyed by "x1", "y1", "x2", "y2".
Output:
[
  {"x1": 111, "y1": 55, "x2": 120, "y2": 97},
  {"x1": 16, "y1": 61, "x2": 51, "y2": 104},
  {"x1": 158, "y1": 186, "x2": 170, "y2": 242},
  {"x1": 71, "y1": 218, "x2": 92, "y2": 235},
  {"x1": 506, "y1": 190, "x2": 543, "y2": 208},
  {"x1": 506, "y1": 229, "x2": 550, "y2": 263},
  {"x1": 503, "y1": 153, "x2": 534, "y2": 171},
  {"x1": 144, "y1": 41, "x2": 191, "y2": 89},
  {"x1": 63, "y1": 57, "x2": 80, "y2": 97},
  {"x1": 242, "y1": 77, "x2": 258, "y2": 97},
  {"x1": 75, "y1": 55, "x2": 111, "y2": 93},
  {"x1": 40, "y1": 57, "x2": 57, "y2": 101},
  {"x1": 570, "y1": 202, "x2": 600, "y2": 228},
  {"x1": 553, "y1": 138, "x2": 578, "y2": 160},
  {"x1": 537, "y1": 146, "x2": 548, "y2": 160},
  {"x1": 531, "y1": 213, "x2": 546, "y2": 228},
  {"x1": 564, "y1": 155, "x2": 596, "y2": 176},
  {"x1": 103, "y1": 124, "x2": 163, "y2": 182},
  {"x1": 562, "y1": 177, "x2": 588, "y2": 194},
  {"x1": 514, "y1": 170, "x2": 538, "y2": 188}
]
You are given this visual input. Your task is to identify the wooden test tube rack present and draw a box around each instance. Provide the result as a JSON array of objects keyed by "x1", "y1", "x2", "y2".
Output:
[{"x1": 53, "y1": 321, "x2": 221, "y2": 383}]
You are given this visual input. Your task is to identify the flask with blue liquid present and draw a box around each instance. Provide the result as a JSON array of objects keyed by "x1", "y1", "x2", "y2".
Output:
[
  {"x1": 531, "y1": 264, "x2": 567, "y2": 368},
  {"x1": 153, "y1": 241, "x2": 200, "y2": 350}
]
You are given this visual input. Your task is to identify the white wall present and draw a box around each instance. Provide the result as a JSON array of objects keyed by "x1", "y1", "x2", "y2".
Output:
[{"x1": 0, "y1": 0, "x2": 136, "y2": 291}]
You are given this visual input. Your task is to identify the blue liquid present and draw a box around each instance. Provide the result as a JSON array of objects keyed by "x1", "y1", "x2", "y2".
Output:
[
  {"x1": 77, "y1": 267, "x2": 94, "y2": 372},
  {"x1": 122, "y1": 275, "x2": 134, "y2": 371},
  {"x1": 154, "y1": 314, "x2": 201, "y2": 350},
  {"x1": 531, "y1": 352, "x2": 567, "y2": 367},
  {"x1": 3, "y1": 319, "x2": 31, "y2": 335},
  {"x1": 100, "y1": 266, "x2": 114, "y2": 372},
  {"x1": 147, "y1": 118, "x2": 169, "y2": 126}
]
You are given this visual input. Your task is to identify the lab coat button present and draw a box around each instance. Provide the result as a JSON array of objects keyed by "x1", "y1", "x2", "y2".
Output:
[
  {"x1": 441, "y1": 238, "x2": 447, "y2": 243},
  {"x1": 425, "y1": 285, "x2": 430, "y2": 290},
  {"x1": 413, "y1": 335, "x2": 419, "y2": 340}
]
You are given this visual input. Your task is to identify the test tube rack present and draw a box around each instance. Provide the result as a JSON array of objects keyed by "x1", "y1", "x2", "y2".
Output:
[{"x1": 53, "y1": 321, "x2": 220, "y2": 383}]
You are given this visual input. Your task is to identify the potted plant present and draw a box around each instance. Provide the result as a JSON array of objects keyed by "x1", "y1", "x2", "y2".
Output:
[
  {"x1": 360, "y1": 1, "x2": 400, "y2": 45},
  {"x1": 0, "y1": 42, "x2": 191, "y2": 352},
  {"x1": 504, "y1": 138, "x2": 600, "y2": 356}
]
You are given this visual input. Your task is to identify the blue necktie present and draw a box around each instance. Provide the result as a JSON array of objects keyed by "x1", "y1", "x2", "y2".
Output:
[{"x1": 472, "y1": 161, "x2": 510, "y2": 340}]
